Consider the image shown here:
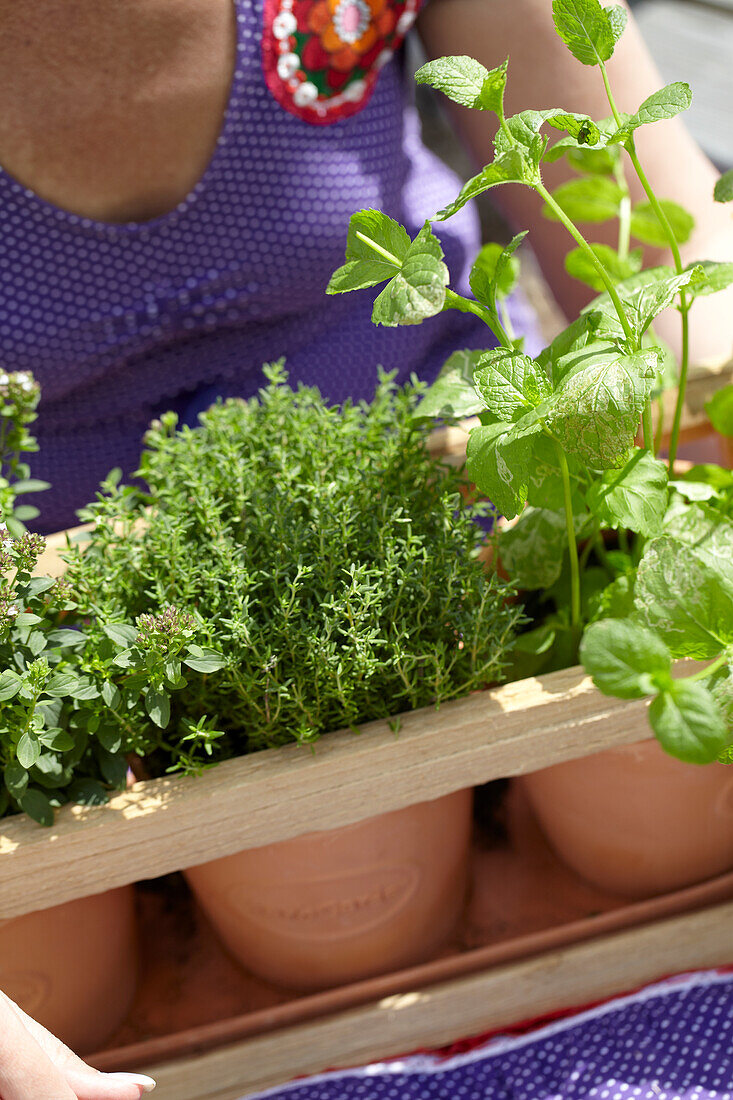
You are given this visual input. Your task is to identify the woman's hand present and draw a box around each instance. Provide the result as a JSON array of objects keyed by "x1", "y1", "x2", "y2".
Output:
[{"x1": 0, "y1": 992, "x2": 155, "y2": 1100}]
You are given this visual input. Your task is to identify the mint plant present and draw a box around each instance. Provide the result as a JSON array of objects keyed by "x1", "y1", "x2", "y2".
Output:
[
  {"x1": 0, "y1": 374, "x2": 214, "y2": 825},
  {"x1": 328, "y1": 0, "x2": 733, "y2": 765},
  {"x1": 65, "y1": 365, "x2": 522, "y2": 773}
]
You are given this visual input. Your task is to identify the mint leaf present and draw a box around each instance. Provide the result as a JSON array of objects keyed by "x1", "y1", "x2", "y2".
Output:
[
  {"x1": 415, "y1": 349, "x2": 490, "y2": 420},
  {"x1": 495, "y1": 108, "x2": 598, "y2": 157},
  {"x1": 526, "y1": 434, "x2": 584, "y2": 512},
  {"x1": 0, "y1": 669, "x2": 21, "y2": 702},
  {"x1": 629, "y1": 200, "x2": 694, "y2": 247},
  {"x1": 465, "y1": 419, "x2": 539, "y2": 518},
  {"x1": 548, "y1": 347, "x2": 657, "y2": 468},
  {"x1": 414, "y1": 56, "x2": 508, "y2": 113},
  {"x1": 586, "y1": 449, "x2": 668, "y2": 537},
  {"x1": 437, "y1": 149, "x2": 532, "y2": 220},
  {"x1": 470, "y1": 239, "x2": 521, "y2": 308},
  {"x1": 714, "y1": 168, "x2": 733, "y2": 204},
  {"x1": 607, "y1": 4, "x2": 627, "y2": 44},
  {"x1": 545, "y1": 112, "x2": 601, "y2": 147},
  {"x1": 594, "y1": 573, "x2": 636, "y2": 620},
  {"x1": 610, "y1": 82, "x2": 692, "y2": 144},
  {"x1": 544, "y1": 177, "x2": 623, "y2": 223},
  {"x1": 706, "y1": 385, "x2": 733, "y2": 438},
  {"x1": 581, "y1": 619, "x2": 672, "y2": 699},
  {"x1": 473, "y1": 348, "x2": 551, "y2": 421},
  {"x1": 624, "y1": 267, "x2": 703, "y2": 335},
  {"x1": 664, "y1": 498, "x2": 733, "y2": 588},
  {"x1": 684, "y1": 260, "x2": 733, "y2": 299},
  {"x1": 328, "y1": 210, "x2": 409, "y2": 294},
  {"x1": 371, "y1": 224, "x2": 449, "y2": 326},
  {"x1": 565, "y1": 243, "x2": 642, "y2": 291},
  {"x1": 635, "y1": 536, "x2": 733, "y2": 658},
  {"x1": 650, "y1": 682, "x2": 728, "y2": 764},
  {"x1": 552, "y1": 0, "x2": 617, "y2": 66},
  {"x1": 499, "y1": 507, "x2": 568, "y2": 588}
]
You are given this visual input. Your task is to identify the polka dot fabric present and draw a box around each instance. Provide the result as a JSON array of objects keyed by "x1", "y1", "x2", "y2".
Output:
[
  {"x1": 0, "y1": 0, "x2": 540, "y2": 533},
  {"x1": 243, "y1": 971, "x2": 733, "y2": 1100}
]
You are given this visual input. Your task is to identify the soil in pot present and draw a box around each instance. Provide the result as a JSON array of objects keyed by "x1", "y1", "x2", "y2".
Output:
[
  {"x1": 0, "y1": 886, "x2": 138, "y2": 1053},
  {"x1": 185, "y1": 788, "x2": 473, "y2": 992},
  {"x1": 519, "y1": 739, "x2": 733, "y2": 898}
]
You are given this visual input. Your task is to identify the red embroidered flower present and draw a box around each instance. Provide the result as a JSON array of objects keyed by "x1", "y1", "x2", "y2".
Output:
[
  {"x1": 305, "y1": 0, "x2": 398, "y2": 71},
  {"x1": 262, "y1": 0, "x2": 422, "y2": 125}
]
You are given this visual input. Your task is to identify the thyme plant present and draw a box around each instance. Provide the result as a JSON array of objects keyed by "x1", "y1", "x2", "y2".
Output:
[
  {"x1": 66, "y1": 365, "x2": 522, "y2": 773},
  {"x1": 328, "y1": 0, "x2": 733, "y2": 765}
]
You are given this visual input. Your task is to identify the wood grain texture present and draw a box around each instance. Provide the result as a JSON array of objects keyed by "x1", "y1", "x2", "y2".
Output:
[
  {"x1": 139, "y1": 899, "x2": 733, "y2": 1100},
  {"x1": 0, "y1": 664, "x2": 658, "y2": 918}
]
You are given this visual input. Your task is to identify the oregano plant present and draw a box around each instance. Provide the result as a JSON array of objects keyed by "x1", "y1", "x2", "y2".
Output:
[
  {"x1": 328, "y1": 0, "x2": 733, "y2": 766},
  {"x1": 0, "y1": 373, "x2": 221, "y2": 825}
]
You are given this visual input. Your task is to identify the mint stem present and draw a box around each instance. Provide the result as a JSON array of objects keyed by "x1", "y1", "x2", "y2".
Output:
[
  {"x1": 443, "y1": 289, "x2": 513, "y2": 349},
  {"x1": 685, "y1": 652, "x2": 728, "y2": 683},
  {"x1": 556, "y1": 442, "x2": 581, "y2": 634},
  {"x1": 600, "y1": 61, "x2": 691, "y2": 473},
  {"x1": 354, "y1": 232, "x2": 401, "y2": 266},
  {"x1": 626, "y1": 141, "x2": 690, "y2": 472},
  {"x1": 535, "y1": 182, "x2": 636, "y2": 347}
]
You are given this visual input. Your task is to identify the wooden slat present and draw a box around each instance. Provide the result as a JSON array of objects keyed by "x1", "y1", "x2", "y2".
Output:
[
  {"x1": 0, "y1": 664, "x2": 659, "y2": 918},
  {"x1": 139, "y1": 899, "x2": 733, "y2": 1100}
]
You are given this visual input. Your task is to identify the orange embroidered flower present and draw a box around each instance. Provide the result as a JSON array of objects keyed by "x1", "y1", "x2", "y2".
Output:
[{"x1": 307, "y1": 0, "x2": 398, "y2": 71}]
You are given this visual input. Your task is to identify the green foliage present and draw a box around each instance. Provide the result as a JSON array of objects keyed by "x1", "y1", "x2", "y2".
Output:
[
  {"x1": 580, "y1": 620, "x2": 672, "y2": 699},
  {"x1": 609, "y1": 83, "x2": 692, "y2": 145},
  {"x1": 329, "y1": 26, "x2": 733, "y2": 765},
  {"x1": 629, "y1": 200, "x2": 694, "y2": 247},
  {"x1": 414, "y1": 349, "x2": 489, "y2": 420},
  {"x1": 714, "y1": 168, "x2": 733, "y2": 204},
  {"x1": 67, "y1": 369, "x2": 522, "y2": 771},
  {"x1": 328, "y1": 216, "x2": 448, "y2": 326},
  {"x1": 706, "y1": 385, "x2": 733, "y2": 437},
  {"x1": 414, "y1": 56, "x2": 508, "y2": 114},
  {"x1": 565, "y1": 243, "x2": 642, "y2": 291},
  {"x1": 552, "y1": 0, "x2": 619, "y2": 67},
  {"x1": 0, "y1": 382, "x2": 210, "y2": 824}
]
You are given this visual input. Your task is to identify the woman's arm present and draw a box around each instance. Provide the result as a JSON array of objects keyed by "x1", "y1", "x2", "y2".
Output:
[{"x1": 417, "y1": 0, "x2": 733, "y2": 362}]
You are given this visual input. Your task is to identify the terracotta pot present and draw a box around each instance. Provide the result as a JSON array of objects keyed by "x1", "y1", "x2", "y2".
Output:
[
  {"x1": 185, "y1": 789, "x2": 473, "y2": 991},
  {"x1": 0, "y1": 886, "x2": 138, "y2": 1053},
  {"x1": 519, "y1": 739, "x2": 733, "y2": 898}
]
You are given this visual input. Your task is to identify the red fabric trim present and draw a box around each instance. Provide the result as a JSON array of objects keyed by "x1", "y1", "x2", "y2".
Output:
[{"x1": 262, "y1": 0, "x2": 424, "y2": 125}]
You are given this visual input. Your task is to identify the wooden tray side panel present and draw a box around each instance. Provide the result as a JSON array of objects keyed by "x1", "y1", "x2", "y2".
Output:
[
  {"x1": 0, "y1": 665, "x2": 660, "y2": 919},
  {"x1": 139, "y1": 900, "x2": 733, "y2": 1100}
]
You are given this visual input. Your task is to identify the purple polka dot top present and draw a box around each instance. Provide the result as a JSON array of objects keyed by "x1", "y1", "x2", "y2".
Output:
[{"x1": 0, "y1": 0, "x2": 538, "y2": 533}]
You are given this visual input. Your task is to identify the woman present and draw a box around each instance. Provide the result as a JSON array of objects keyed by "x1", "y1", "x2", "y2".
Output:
[
  {"x1": 1, "y1": 1, "x2": 732, "y2": 1094},
  {"x1": 0, "y1": 0, "x2": 730, "y2": 532}
]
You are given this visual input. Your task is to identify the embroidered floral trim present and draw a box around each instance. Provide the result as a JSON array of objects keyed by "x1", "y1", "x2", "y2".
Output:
[{"x1": 262, "y1": 0, "x2": 422, "y2": 125}]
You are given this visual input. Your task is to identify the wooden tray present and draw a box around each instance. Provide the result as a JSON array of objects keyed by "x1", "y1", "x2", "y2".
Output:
[{"x1": 84, "y1": 784, "x2": 733, "y2": 1095}]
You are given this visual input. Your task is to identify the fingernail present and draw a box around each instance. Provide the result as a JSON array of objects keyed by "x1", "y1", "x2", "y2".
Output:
[{"x1": 106, "y1": 1072, "x2": 157, "y2": 1093}]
